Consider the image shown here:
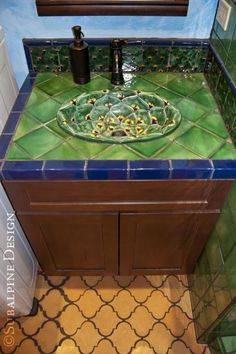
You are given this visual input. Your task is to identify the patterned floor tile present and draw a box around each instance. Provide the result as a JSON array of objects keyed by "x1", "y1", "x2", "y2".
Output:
[{"x1": 0, "y1": 273, "x2": 209, "y2": 354}]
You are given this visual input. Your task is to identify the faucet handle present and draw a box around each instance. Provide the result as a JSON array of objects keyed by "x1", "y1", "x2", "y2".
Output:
[{"x1": 111, "y1": 39, "x2": 128, "y2": 47}]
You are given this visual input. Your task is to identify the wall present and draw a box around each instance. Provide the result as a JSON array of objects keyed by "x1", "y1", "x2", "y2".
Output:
[
  {"x1": 0, "y1": 0, "x2": 218, "y2": 88},
  {"x1": 211, "y1": 0, "x2": 236, "y2": 85},
  {"x1": 189, "y1": 181, "x2": 236, "y2": 342}
]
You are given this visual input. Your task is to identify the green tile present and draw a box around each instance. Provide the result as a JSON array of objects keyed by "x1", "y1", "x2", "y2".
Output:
[
  {"x1": 96, "y1": 144, "x2": 143, "y2": 160},
  {"x1": 197, "y1": 112, "x2": 230, "y2": 139},
  {"x1": 176, "y1": 98, "x2": 208, "y2": 122},
  {"x1": 213, "y1": 270, "x2": 232, "y2": 315},
  {"x1": 16, "y1": 127, "x2": 62, "y2": 159},
  {"x1": 130, "y1": 137, "x2": 171, "y2": 158},
  {"x1": 123, "y1": 76, "x2": 158, "y2": 91},
  {"x1": 6, "y1": 143, "x2": 31, "y2": 160},
  {"x1": 53, "y1": 86, "x2": 85, "y2": 104},
  {"x1": 67, "y1": 137, "x2": 110, "y2": 159},
  {"x1": 167, "y1": 118, "x2": 193, "y2": 141},
  {"x1": 225, "y1": 246, "x2": 236, "y2": 299},
  {"x1": 82, "y1": 76, "x2": 113, "y2": 91},
  {"x1": 24, "y1": 87, "x2": 48, "y2": 109},
  {"x1": 155, "y1": 141, "x2": 201, "y2": 159},
  {"x1": 40, "y1": 142, "x2": 86, "y2": 160},
  {"x1": 46, "y1": 119, "x2": 70, "y2": 139},
  {"x1": 143, "y1": 72, "x2": 177, "y2": 86},
  {"x1": 176, "y1": 126, "x2": 224, "y2": 158},
  {"x1": 216, "y1": 203, "x2": 236, "y2": 261},
  {"x1": 190, "y1": 88, "x2": 218, "y2": 109},
  {"x1": 211, "y1": 142, "x2": 236, "y2": 159},
  {"x1": 206, "y1": 229, "x2": 224, "y2": 279},
  {"x1": 37, "y1": 77, "x2": 75, "y2": 96},
  {"x1": 13, "y1": 113, "x2": 41, "y2": 141},
  {"x1": 155, "y1": 86, "x2": 183, "y2": 104},
  {"x1": 27, "y1": 99, "x2": 61, "y2": 123},
  {"x1": 35, "y1": 72, "x2": 55, "y2": 85},
  {"x1": 165, "y1": 74, "x2": 205, "y2": 96}
]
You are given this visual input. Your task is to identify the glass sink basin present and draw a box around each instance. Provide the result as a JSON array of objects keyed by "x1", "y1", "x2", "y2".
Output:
[{"x1": 57, "y1": 88, "x2": 182, "y2": 143}]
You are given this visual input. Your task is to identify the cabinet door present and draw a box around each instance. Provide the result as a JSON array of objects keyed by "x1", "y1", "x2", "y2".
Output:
[
  {"x1": 18, "y1": 213, "x2": 118, "y2": 275},
  {"x1": 120, "y1": 212, "x2": 219, "y2": 275}
]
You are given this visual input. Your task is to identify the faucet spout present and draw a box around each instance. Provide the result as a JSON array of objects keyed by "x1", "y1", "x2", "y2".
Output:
[{"x1": 110, "y1": 39, "x2": 127, "y2": 85}]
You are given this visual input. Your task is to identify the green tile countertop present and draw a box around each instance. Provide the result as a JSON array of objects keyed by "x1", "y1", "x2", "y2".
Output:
[{"x1": 6, "y1": 72, "x2": 236, "y2": 161}]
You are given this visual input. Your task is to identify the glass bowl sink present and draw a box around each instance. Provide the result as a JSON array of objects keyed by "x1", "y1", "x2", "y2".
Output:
[{"x1": 57, "y1": 88, "x2": 181, "y2": 143}]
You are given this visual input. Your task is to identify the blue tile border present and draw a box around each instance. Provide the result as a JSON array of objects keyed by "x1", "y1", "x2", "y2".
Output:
[
  {"x1": 0, "y1": 135, "x2": 12, "y2": 159},
  {"x1": 212, "y1": 160, "x2": 236, "y2": 179},
  {"x1": 1, "y1": 161, "x2": 44, "y2": 180},
  {"x1": 2, "y1": 113, "x2": 20, "y2": 134},
  {"x1": 87, "y1": 160, "x2": 128, "y2": 180},
  {"x1": 130, "y1": 160, "x2": 170, "y2": 179},
  {"x1": 44, "y1": 160, "x2": 85, "y2": 179},
  {"x1": 0, "y1": 159, "x2": 235, "y2": 180},
  {"x1": 12, "y1": 93, "x2": 29, "y2": 112},
  {"x1": 172, "y1": 160, "x2": 213, "y2": 179}
]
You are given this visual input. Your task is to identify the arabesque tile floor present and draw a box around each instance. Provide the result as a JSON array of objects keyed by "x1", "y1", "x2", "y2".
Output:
[{"x1": 0, "y1": 273, "x2": 211, "y2": 354}]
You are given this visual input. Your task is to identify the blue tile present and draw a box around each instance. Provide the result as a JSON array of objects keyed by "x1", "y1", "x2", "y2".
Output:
[
  {"x1": 12, "y1": 93, "x2": 29, "y2": 112},
  {"x1": 173, "y1": 40, "x2": 209, "y2": 47},
  {"x1": 20, "y1": 76, "x2": 35, "y2": 93},
  {"x1": 44, "y1": 160, "x2": 85, "y2": 179},
  {"x1": 142, "y1": 39, "x2": 172, "y2": 46},
  {"x1": 0, "y1": 135, "x2": 12, "y2": 159},
  {"x1": 23, "y1": 44, "x2": 33, "y2": 71},
  {"x1": 2, "y1": 113, "x2": 21, "y2": 134},
  {"x1": 172, "y1": 160, "x2": 213, "y2": 179},
  {"x1": 87, "y1": 160, "x2": 128, "y2": 180},
  {"x1": 2, "y1": 161, "x2": 44, "y2": 180},
  {"x1": 130, "y1": 160, "x2": 170, "y2": 179},
  {"x1": 0, "y1": 162, "x2": 3, "y2": 180},
  {"x1": 213, "y1": 160, "x2": 236, "y2": 179}
]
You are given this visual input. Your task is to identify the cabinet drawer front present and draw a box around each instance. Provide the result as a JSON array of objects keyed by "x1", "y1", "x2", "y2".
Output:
[{"x1": 3, "y1": 180, "x2": 232, "y2": 212}]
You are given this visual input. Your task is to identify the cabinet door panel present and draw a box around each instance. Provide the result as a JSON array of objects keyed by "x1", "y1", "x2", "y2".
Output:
[
  {"x1": 120, "y1": 212, "x2": 219, "y2": 274},
  {"x1": 18, "y1": 213, "x2": 118, "y2": 275}
]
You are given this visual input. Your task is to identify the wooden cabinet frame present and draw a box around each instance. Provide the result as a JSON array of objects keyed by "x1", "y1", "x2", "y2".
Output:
[{"x1": 36, "y1": 0, "x2": 189, "y2": 16}]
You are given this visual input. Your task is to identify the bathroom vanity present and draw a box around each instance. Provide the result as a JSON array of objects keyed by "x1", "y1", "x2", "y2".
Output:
[{"x1": 1, "y1": 69, "x2": 235, "y2": 276}]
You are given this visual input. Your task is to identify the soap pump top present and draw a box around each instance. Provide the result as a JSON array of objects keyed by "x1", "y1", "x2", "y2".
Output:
[
  {"x1": 69, "y1": 25, "x2": 90, "y2": 84},
  {"x1": 72, "y1": 26, "x2": 85, "y2": 49}
]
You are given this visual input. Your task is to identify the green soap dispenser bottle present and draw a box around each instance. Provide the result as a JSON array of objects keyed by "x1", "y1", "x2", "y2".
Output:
[{"x1": 69, "y1": 26, "x2": 90, "y2": 84}]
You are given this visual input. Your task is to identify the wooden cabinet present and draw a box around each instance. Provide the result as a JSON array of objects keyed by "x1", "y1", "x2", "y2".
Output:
[
  {"x1": 3, "y1": 180, "x2": 232, "y2": 275},
  {"x1": 17, "y1": 213, "x2": 118, "y2": 275},
  {"x1": 120, "y1": 211, "x2": 219, "y2": 275}
]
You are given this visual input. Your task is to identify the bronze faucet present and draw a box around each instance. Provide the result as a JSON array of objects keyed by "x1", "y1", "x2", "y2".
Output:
[{"x1": 110, "y1": 39, "x2": 128, "y2": 85}]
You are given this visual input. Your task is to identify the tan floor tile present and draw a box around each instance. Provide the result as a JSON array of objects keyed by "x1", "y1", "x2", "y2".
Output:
[
  {"x1": 181, "y1": 322, "x2": 208, "y2": 354},
  {"x1": 93, "y1": 339, "x2": 117, "y2": 354},
  {"x1": 114, "y1": 276, "x2": 136, "y2": 288},
  {"x1": 34, "y1": 273, "x2": 51, "y2": 301},
  {"x1": 144, "y1": 290, "x2": 171, "y2": 319},
  {"x1": 76, "y1": 289, "x2": 103, "y2": 318},
  {"x1": 56, "y1": 339, "x2": 79, "y2": 354},
  {"x1": 110, "y1": 322, "x2": 138, "y2": 354},
  {"x1": 63, "y1": 276, "x2": 88, "y2": 302},
  {"x1": 178, "y1": 290, "x2": 194, "y2": 319},
  {"x1": 129, "y1": 306, "x2": 156, "y2": 337},
  {"x1": 111, "y1": 290, "x2": 137, "y2": 319},
  {"x1": 47, "y1": 276, "x2": 67, "y2": 287},
  {"x1": 131, "y1": 341, "x2": 154, "y2": 354},
  {"x1": 0, "y1": 321, "x2": 24, "y2": 353},
  {"x1": 164, "y1": 306, "x2": 191, "y2": 337},
  {"x1": 19, "y1": 307, "x2": 47, "y2": 336},
  {"x1": 82, "y1": 276, "x2": 102, "y2": 287},
  {"x1": 145, "y1": 275, "x2": 166, "y2": 288},
  {"x1": 59, "y1": 304, "x2": 84, "y2": 335},
  {"x1": 146, "y1": 323, "x2": 174, "y2": 354},
  {"x1": 162, "y1": 275, "x2": 187, "y2": 303},
  {"x1": 14, "y1": 338, "x2": 39, "y2": 354},
  {"x1": 93, "y1": 305, "x2": 120, "y2": 336},
  {"x1": 96, "y1": 276, "x2": 120, "y2": 302},
  {"x1": 168, "y1": 340, "x2": 192, "y2": 353},
  {"x1": 34, "y1": 320, "x2": 63, "y2": 353},
  {"x1": 127, "y1": 276, "x2": 152, "y2": 303},
  {"x1": 72, "y1": 321, "x2": 101, "y2": 352},
  {"x1": 40, "y1": 288, "x2": 67, "y2": 318}
]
